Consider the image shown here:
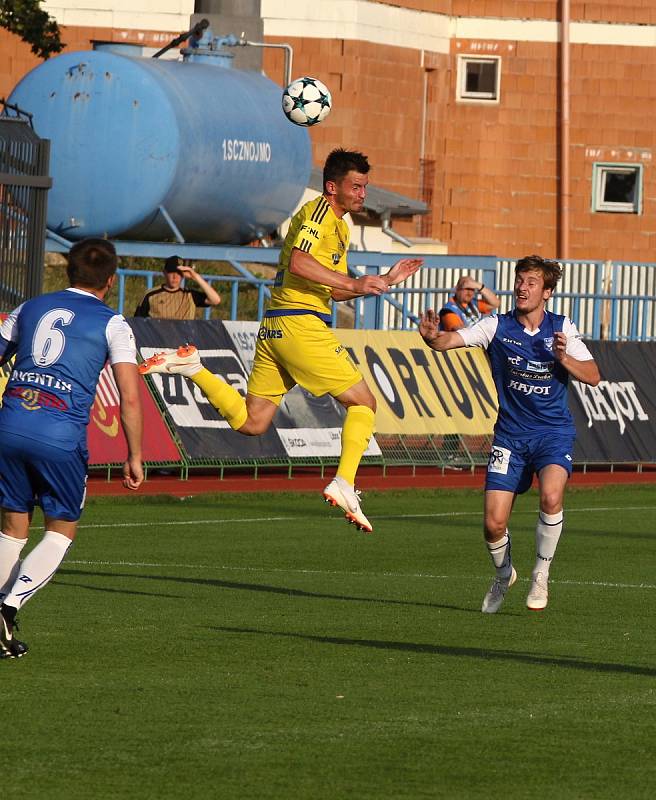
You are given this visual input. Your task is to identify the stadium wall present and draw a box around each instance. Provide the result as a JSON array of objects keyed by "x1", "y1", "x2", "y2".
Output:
[
  {"x1": 260, "y1": 3, "x2": 656, "y2": 260},
  {"x1": 2, "y1": 1, "x2": 656, "y2": 260}
]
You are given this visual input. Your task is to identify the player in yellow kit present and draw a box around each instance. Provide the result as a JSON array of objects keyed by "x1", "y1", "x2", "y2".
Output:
[{"x1": 141, "y1": 149, "x2": 422, "y2": 532}]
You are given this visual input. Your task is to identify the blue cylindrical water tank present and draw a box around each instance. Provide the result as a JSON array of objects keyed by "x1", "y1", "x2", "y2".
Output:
[{"x1": 8, "y1": 49, "x2": 311, "y2": 243}]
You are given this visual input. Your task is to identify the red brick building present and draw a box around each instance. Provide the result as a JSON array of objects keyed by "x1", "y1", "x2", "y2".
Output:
[{"x1": 2, "y1": 1, "x2": 654, "y2": 259}]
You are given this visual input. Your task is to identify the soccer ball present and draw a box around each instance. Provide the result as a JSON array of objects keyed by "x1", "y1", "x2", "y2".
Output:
[{"x1": 282, "y1": 77, "x2": 332, "y2": 127}]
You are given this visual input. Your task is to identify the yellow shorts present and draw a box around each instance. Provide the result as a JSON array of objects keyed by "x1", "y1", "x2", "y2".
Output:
[{"x1": 247, "y1": 313, "x2": 363, "y2": 404}]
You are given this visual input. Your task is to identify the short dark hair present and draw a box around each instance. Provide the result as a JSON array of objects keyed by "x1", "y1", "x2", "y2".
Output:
[
  {"x1": 66, "y1": 238, "x2": 117, "y2": 290},
  {"x1": 323, "y1": 148, "x2": 370, "y2": 192},
  {"x1": 515, "y1": 254, "x2": 562, "y2": 291}
]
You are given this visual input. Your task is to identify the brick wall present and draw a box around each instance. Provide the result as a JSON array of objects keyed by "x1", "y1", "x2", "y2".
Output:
[
  {"x1": 439, "y1": 38, "x2": 656, "y2": 258},
  {"x1": 264, "y1": 36, "x2": 431, "y2": 205},
  {"x1": 378, "y1": 0, "x2": 656, "y2": 25},
  {"x1": 3, "y1": 4, "x2": 656, "y2": 260},
  {"x1": 266, "y1": 31, "x2": 656, "y2": 260}
]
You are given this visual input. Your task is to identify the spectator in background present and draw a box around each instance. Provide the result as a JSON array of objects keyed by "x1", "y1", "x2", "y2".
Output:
[
  {"x1": 0, "y1": 238, "x2": 143, "y2": 658},
  {"x1": 134, "y1": 255, "x2": 221, "y2": 319},
  {"x1": 439, "y1": 275, "x2": 500, "y2": 331},
  {"x1": 438, "y1": 276, "x2": 500, "y2": 464}
]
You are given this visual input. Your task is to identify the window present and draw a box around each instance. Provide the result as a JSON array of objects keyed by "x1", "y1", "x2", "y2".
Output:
[
  {"x1": 456, "y1": 55, "x2": 501, "y2": 103},
  {"x1": 592, "y1": 163, "x2": 642, "y2": 214}
]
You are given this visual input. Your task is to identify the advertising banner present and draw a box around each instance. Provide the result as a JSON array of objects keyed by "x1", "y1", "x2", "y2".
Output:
[
  {"x1": 336, "y1": 329, "x2": 498, "y2": 436},
  {"x1": 130, "y1": 318, "x2": 287, "y2": 460},
  {"x1": 127, "y1": 318, "x2": 656, "y2": 465},
  {"x1": 570, "y1": 341, "x2": 656, "y2": 462},
  {"x1": 87, "y1": 364, "x2": 181, "y2": 465}
]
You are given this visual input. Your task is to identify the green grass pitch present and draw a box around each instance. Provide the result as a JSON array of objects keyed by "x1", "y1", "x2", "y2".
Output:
[{"x1": 4, "y1": 484, "x2": 655, "y2": 799}]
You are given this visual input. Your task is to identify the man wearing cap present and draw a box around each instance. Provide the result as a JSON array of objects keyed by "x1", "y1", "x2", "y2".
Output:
[{"x1": 133, "y1": 256, "x2": 221, "y2": 319}]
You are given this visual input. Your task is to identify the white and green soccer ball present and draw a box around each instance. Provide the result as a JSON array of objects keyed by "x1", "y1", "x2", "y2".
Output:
[{"x1": 282, "y1": 77, "x2": 332, "y2": 127}]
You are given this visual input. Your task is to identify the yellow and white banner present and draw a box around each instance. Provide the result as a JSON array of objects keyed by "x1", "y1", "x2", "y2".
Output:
[{"x1": 336, "y1": 329, "x2": 498, "y2": 436}]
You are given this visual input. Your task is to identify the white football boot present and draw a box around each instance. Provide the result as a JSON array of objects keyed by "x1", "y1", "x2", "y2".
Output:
[
  {"x1": 526, "y1": 571, "x2": 549, "y2": 611},
  {"x1": 323, "y1": 476, "x2": 373, "y2": 533},
  {"x1": 481, "y1": 566, "x2": 517, "y2": 614},
  {"x1": 139, "y1": 344, "x2": 202, "y2": 377}
]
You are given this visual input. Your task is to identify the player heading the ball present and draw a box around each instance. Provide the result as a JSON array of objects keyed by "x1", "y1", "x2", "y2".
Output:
[{"x1": 140, "y1": 148, "x2": 422, "y2": 534}]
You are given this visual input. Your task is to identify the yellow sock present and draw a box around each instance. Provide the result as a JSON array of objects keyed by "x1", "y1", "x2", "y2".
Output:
[
  {"x1": 336, "y1": 405, "x2": 375, "y2": 486},
  {"x1": 191, "y1": 367, "x2": 248, "y2": 430}
]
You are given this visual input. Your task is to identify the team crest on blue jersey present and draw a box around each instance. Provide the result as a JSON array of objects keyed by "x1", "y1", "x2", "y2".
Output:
[{"x1": 543, "y1": 337, "x2": 554, "y2": 350}]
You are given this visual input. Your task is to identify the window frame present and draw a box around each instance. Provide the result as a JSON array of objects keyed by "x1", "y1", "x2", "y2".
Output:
[
  {"x1": 456, "y1": 54, "x2": 502, "y2": 104},
  {"x1": 591, "y1": 162, "x2": 643, "y2": 214}
]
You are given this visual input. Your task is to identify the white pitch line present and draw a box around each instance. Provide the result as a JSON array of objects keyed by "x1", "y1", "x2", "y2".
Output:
[
  {"x1": 381, "y1": 505, "x2": 656, "y2": 520},
  {"x1": 51, "y1": 503, "x2": 656, "y2": 532},
  {"x1": 63, "y1": 559, "x2": 656, "y2": 591},
  {"x1": 78, "y1": 516, "x2": 298, "y2": 530},
  {"x1": 32, "y1": 511, "x2": 481, "y2": 532}
]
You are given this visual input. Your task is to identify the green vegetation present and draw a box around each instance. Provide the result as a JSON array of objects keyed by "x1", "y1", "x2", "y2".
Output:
[
  {"x1": 0, "y1": 0, "x2": 63, "y2": 58},
  {"x1": 43, "y1": 256, "x2": 273, "y2": 321},
  {"x1": 5, "y1": 484, "x2": 655, "y2": 798}
]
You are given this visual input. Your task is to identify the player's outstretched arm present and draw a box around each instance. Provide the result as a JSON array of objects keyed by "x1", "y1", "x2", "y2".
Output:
[
  {"x1": 113, "y1": 361, "x2": 144, "y2": 490},
  {"x1": 290, "y1": 248, "x2": 388, "y2": 298},
  {"x1": 419, "y1": 309, "x2": 465, "y2": 351},
  {"x1": 384, "y1": 258, "x2": 423, "y2": 287}
]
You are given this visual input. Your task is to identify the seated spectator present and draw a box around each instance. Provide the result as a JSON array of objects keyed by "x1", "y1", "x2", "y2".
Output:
[
  {"x1": 439, "y1": 276, "x2": 500, "y2": 331},
  {"x1": 134, "y1": 256, "x2": 221, "y2": 319},
  {"x1": 438, "y1": 276, "x2": 500, "y2": 465}
]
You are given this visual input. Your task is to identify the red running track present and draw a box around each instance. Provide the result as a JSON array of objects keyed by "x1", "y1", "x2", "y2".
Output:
[{"x1": 87, "y1": 464, "x2": 656, "y2": 498}]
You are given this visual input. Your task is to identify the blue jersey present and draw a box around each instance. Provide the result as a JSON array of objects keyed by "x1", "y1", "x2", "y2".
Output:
[
  {"x1": 439, "y1": 296, "x2": 484, "y2": 327},
  {"x1": 0, "y1": 288, "x2": 135, "y2": 450},
  {"x1": 459, "y1": 310, "x2": 593, "y2": 439}
]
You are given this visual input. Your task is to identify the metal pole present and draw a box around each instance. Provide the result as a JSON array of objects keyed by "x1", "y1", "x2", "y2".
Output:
[
  {"x1": 559, "y1": 0, "x2": 571, "y2": 259},
  {"x1": 244, "y1": 41, "x2": 294, "y2": 87}
]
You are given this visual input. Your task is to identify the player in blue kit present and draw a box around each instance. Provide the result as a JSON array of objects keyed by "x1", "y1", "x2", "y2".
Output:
[
  {"x1": 420, "y1": 255, "x2": 600, "y2": 613},
  {"x1": 0, "y1": 238, "x2": 143, "y2": 658}
]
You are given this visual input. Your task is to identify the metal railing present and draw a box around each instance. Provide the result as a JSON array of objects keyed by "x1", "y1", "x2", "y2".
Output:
[
  {"x1": 116, "y1": 267, "x2": 275, "y2": 322},
  {"x1": 110, "y1": 254, "x2": 656, "y2": 340},
  {"x1": 41, "y1": 236, "x2": 656, "y2": 340}
]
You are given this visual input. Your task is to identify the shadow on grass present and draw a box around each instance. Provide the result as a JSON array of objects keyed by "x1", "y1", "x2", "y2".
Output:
[
  {"x1": 211, "y1": 625, "x2": 656, "y2": 677},
  {"x1": 57, "y1": 568, "x2": 487, "y2": 614},
  {"x1": 53, "y1": 578, "x2": 184, "y2": 600}
]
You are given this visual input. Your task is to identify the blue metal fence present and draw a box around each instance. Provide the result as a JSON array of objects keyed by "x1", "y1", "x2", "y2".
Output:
[
  {"x1": 116, "y1": 267, "x2": 275, "y2": 322},
  {"x1": 44, "y1": 236, "x2": 656, "y2": 340}
]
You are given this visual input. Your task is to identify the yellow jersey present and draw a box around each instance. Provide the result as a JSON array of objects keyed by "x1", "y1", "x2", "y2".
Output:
[{"x1": 269, "y1": 195, "x2": 350, "y2": 316}]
